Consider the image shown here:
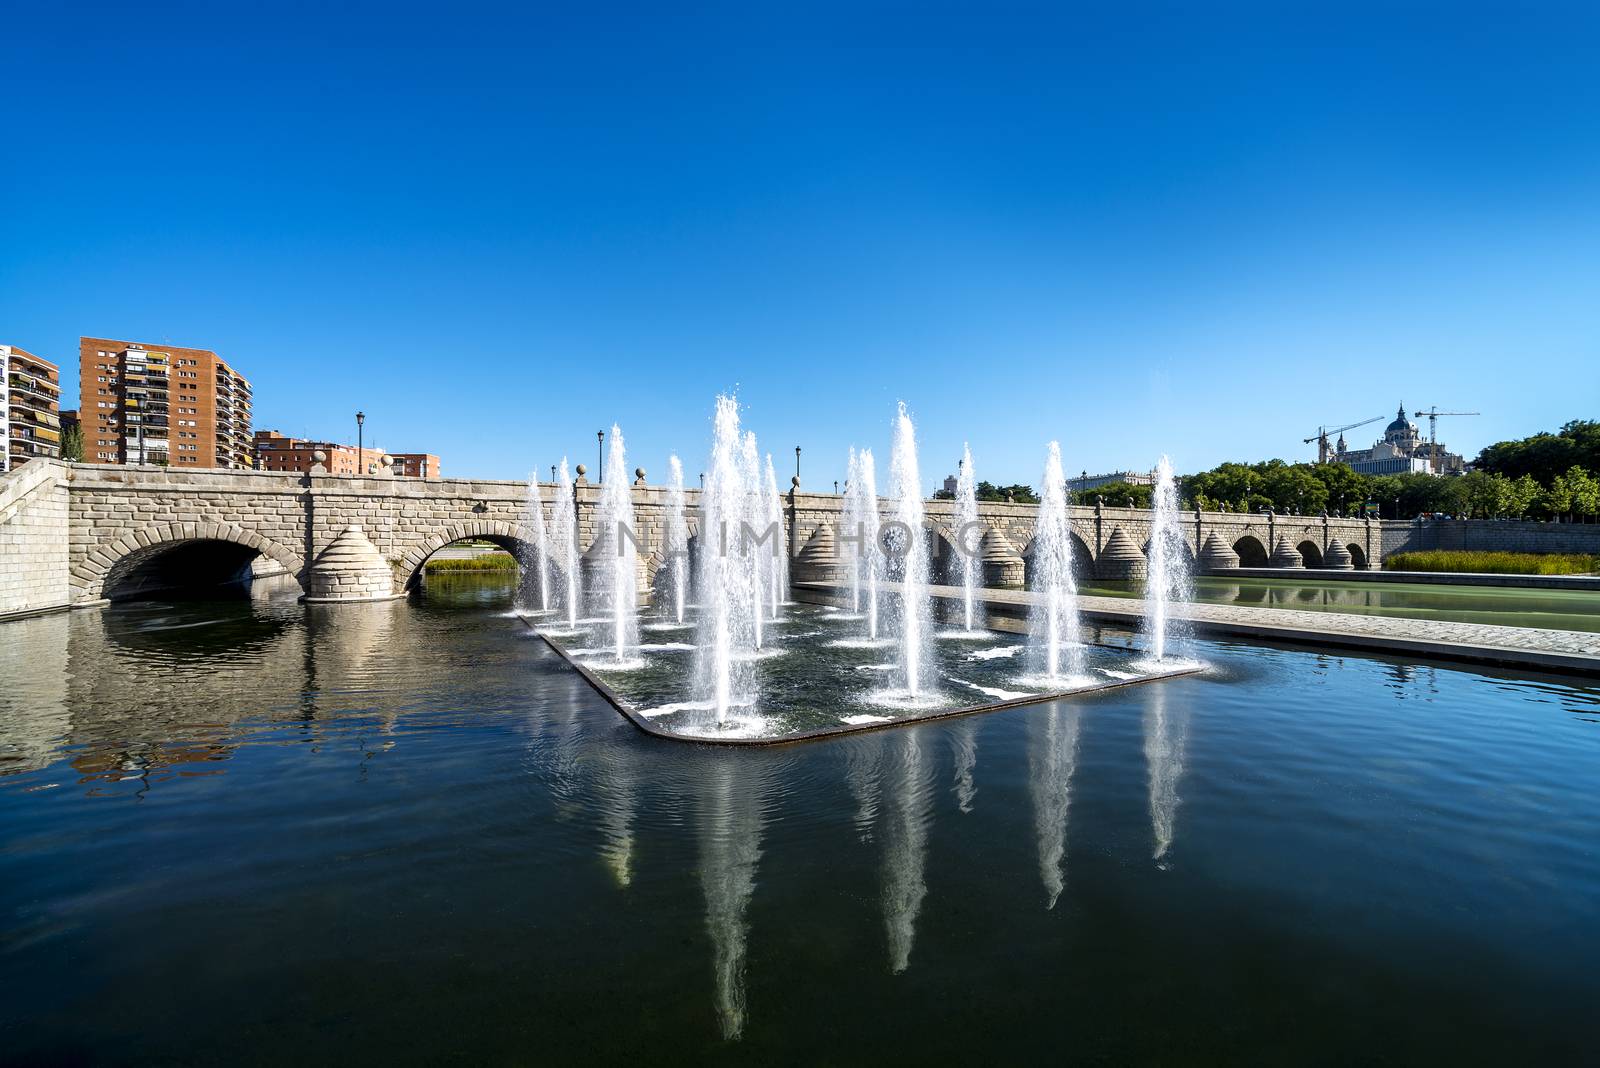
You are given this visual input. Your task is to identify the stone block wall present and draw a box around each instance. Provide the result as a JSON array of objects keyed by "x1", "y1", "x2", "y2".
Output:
[
  {"x1": 65, "y1": 466, "x2": 311, "y2": 601},
  {"x1": 0, "y1": 460, "x2": 71, "y2": 617},
  {"x1": 1386, "y1": 518, "x2": 1600, "y2": 557}
]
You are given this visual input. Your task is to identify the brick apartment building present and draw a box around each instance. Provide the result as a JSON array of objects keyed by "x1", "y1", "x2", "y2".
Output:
[
  {"x1": 254, "y1": 430, "x2": 441, "y2": 478},
  {"x1": 3, "y1": 344, "x2": 64, "y2": 471},
  {"x1": 79, "y1": 337, "x2": 253, "y2": 468}
]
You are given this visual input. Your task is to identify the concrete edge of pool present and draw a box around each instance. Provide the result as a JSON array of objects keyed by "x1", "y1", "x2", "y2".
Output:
[{"x1": 514, "y1": 612, "x2": 1204, "y2": 746}]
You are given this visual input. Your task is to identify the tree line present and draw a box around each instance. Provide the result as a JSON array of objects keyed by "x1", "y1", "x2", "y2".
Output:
[{"x1": 967, "y1": 420, "x2": 1600, "y2": 521}]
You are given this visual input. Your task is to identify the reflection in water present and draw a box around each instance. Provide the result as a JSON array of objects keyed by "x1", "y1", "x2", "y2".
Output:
[
  {"x1": 701, "y1": 759, "x2": 763, "y2": 1041},
  {"x1": 844, "y1": 732, "x2": 885, "y2": 841},
  {"x1": 598, "y1": 749, "x2": 637, "y2": 888},
  {"x1": 950, "y1": 719, "x2": 978, "y2": 813},
  {"x1": 0, "y1": 611, "x2": 70, "y2": 777},
  {"x1": 882, "y1": 731, "x2": 934, "y2": 973},
  {"x1": 1028, "y1": 705, "x2": 1082, "y2": 909},
  {"x1": 1143, "y1": 686, "x2": 1189, "y2": 862}
]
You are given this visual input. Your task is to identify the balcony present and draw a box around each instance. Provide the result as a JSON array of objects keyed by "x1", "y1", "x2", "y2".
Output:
[
  {"x1": 15, "y1": 408, "x2": 61, "y2": 429},
  {"x1": 8, "y1": 439, "x2": 61, "y2": 461},
  {"x1": 10, "y1": 425, "x2": 61, "y2": 446},
  {"x1": 7, "y1": 375, "x2": 61, "y2": 405}
]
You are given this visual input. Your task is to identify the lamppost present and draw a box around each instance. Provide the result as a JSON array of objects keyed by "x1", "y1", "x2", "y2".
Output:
[
  {"x1": 356, "y1": 411, "x2": 365, "y2": 475},
  {"x1": 1393, "y1": 495, "x2": 1401, "y2": 520},
  {"x1": 550, "y1": 464, "x2": 556, "y2": 483},
  {"x1": 834, "y1": 480, "x2": 839, "y2": 495},
  {"x1": 597, "y1": 430, "x2": 605, "y2": 484},
  {"x1": 794, "y1": 446, "x2": 801, "y2": 484}
]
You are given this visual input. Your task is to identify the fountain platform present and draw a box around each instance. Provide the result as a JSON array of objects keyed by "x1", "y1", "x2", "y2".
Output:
[{"x1": 519, "y1": 603, "x2": 1202, "y2": 746}]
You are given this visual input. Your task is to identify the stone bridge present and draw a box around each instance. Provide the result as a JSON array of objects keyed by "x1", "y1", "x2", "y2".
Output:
[{"x1": 2, "y1": 459, "x2": 1394, "y2": 619}]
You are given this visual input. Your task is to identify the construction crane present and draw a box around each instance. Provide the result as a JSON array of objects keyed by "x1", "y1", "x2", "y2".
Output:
[
  {"x1": 1413, "y1": 407, "x2": 1480, "y2": 471},
  {"x1": 1304, "y1": 415, "x2": 1384, "y2": 464}
]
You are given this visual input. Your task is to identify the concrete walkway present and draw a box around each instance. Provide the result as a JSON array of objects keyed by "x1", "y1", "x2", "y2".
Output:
[{"x1": 794, "y1": 581, "x2": 1600, "y2": 677}]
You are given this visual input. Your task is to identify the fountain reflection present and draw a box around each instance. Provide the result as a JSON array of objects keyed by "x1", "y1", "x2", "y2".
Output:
[
  {"x1": 598, "y1": 745, "x2": 638, "y2": 888},
  {"x1": 950, "y1": 718, "x2": 978, "y2": 813},
  {"x1": 1028, "y1": 703, "x2": 1082, "y2": 909},
  {"x1": 700, "y1": 757, "x2": 764, "y2": 1041},
  {"x1": 1143, "y1": 685, "x2": 1189, "y2": 862},
  {"x1": 844, "y1": 731, "x2": 885, "y2": 841},
  {"x1": 880, "y1": 730, "x2": 934, "y2": 973}
]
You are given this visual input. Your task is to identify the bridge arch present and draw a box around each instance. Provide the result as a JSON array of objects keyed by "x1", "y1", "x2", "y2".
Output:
[
  {"x1": 1347, "y1": 542, "x2": 1368, "y2": 569},
  {"x1": 75, "y1": 521, "x2": 306, "y2": 602},
  {"x1": 397, "y1": 520, "x2": 533, "y2": 592},
  {"x1": 646, "y1": 518, "x2": 701, "y2": 603},
  {"x1": 1020, "y1": 530, "x2": 1094, "y2": 586},
  {"x1": 1232, "y1": 535, "x2": 1268, "y2": 568},
  {"x1": 1140, "y1": 537, "x2": 1197, "y2": 568},
  {"x1": 1296, "y1": 540, "x2": 1324, "y2": 568}
]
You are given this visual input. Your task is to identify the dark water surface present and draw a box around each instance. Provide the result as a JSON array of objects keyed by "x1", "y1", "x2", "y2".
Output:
[{"x1": 2, "y1": 575, "x2": 1599, "y2": 1063}]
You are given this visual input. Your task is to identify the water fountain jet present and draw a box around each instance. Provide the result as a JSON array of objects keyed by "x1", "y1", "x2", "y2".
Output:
[
  {"x1": 552, "y1": 459, "x2": 580, "y2": 631},
  {"x1": 843, "y1": 448, "x2": 883, "y2": 639},
  {"x1": 520, "y1": 472, "x2": 551, "y2": 613},
  {"x1": 954, "y1": 443, "x2": 981, "y2": 634},
  {"x1": 594, "y1": 425, "x2": 640, "y2": 663},
  {"x1": 694, "y1": 397, "x2": 761, "y2": 728},
  {"x1": 885, "y1": 402, "x2": 934, "y2": 702},
  {"x1": 1026, "y1": 442, "x2": 1084, "y2": 683},
  {"x1": 666, "y1": 456, "x2": 689, "y2": 624},
  {"x1": 1142, "y1": 455, "x2": 1192, "y2": 665}
]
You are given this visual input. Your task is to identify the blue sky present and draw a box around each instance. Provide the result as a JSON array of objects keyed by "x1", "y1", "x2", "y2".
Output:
[{"x1": 4, "y1": 3, "x2": 1597, "y2": 489}]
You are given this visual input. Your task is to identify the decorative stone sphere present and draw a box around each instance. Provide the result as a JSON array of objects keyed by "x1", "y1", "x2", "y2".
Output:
[
  {"x1": 312, "y1": 450, "x2": 327, "y2": 463},
  {"x1": 635, "y1": 467, "x2": 645, "y2": 480},
  {"x1": 381, "y1": 454, "x2": 394, "y2": 467},
  {"x1": 791, "y1": 475, "x2": 801, "y2": 488},
  {"x1": 576, "y1": 464, "x2": 587, "y2": 477}
]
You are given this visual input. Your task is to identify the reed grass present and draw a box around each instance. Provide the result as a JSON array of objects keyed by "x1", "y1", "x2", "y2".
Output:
[
  {"x1": 1384, "y1": 550, "x2": 1598, "y2": 575},
  {"x1": 424, "y1": 554, "x2": 519, "y2": 573}
]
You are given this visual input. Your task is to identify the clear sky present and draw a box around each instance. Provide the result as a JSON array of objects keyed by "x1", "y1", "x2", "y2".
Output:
[{"x1": 4, "y1": 4, "x2": 1597, "y2": 490}]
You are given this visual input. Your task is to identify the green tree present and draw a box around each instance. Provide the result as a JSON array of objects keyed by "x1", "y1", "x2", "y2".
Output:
[
  {"x1": 1567, "y1": 466, "x2": 1600, "y2": 520},
  {"x1": 1260, "y1": 465, "x2": 1328, "y2": 514},
  {"x1": 1311, "y1": 462, "x2": 1370, "y2": 514},
  {"x1": 1505, "y1": 474, "x2": 1540, "y2": 518},
  {"x1": 1072, "y1": 481, "x2": 1152, "y2": 507},
  {"x1": 60, "y1": 421, "x2": 84, "y2": 462},
  {"x1": 1543, "y1": 469, "x2": 1575, "y2": 519},
  {"x1": 974, "y1": 480, "x2": 1037, "y2": 504},
  {"x1": 1366, "y1": 475, "x2": 1403, "y2": 516},
  {"x1": 1476, "y1": 420, "x2": 1600, "y2": 483},
  {"x1": 1454, "y1": 470, "x2": 1527, "y2": 518}
]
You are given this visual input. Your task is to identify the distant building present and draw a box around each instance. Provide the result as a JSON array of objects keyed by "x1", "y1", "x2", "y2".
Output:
[
  {"x1": 3, "y1": 344, "x2": 63, "y2": 471},
  {"x1": 1067, "y1": 469, "x2": 1154, "y2": 493},
  {"x1": 79, "y1": 337, "x2": 253, "y2": 468},
  {"x1": 254, "y1": 430, "x2": 441, "y2": 478},
  {"x1": 941, "y1": 473, "x2": 958, "y2": 496},
  {"x1": 1334, "y1": 403, "x2": 1465, "y2": 476}
]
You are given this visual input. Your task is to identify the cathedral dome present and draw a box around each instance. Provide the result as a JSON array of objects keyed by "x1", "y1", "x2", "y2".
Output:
[{"x1": 1385, "y1": 403, "x2": 1416, "y2": 439}]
